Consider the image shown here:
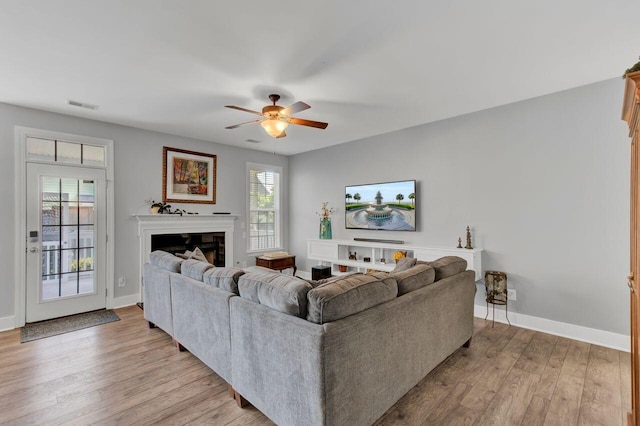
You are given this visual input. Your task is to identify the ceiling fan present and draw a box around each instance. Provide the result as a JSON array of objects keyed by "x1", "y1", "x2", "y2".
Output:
[{"x1": 225, "y1": 94, "x2": 328, "y2": 138}]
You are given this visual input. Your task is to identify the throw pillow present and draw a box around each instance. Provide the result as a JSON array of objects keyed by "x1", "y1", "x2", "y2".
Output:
[
  {"x1": 175, "y1": 251, "x2": 191, "y2": 259},
  {"x1": 189, "y1": 247, "x2": 209, "y2": 263},
  {"x1": 174, "y1": 247, "x2": 210, "y2": 263},
  {"x1": 392, "y1": 257, "x2": 417, "y2": 272}
]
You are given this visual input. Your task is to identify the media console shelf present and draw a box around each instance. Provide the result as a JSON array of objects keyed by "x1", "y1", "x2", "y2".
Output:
[{"x1": 307, "y1": 239, "x2": 482, "y2": 280}]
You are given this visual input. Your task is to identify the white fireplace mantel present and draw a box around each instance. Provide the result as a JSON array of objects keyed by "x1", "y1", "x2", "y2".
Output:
[
  {"x1": 133, "y1": 214, "x2": 238, "y2": 300},
  {"x1": 132, "y1": 213, "x2": 237, "y2": 264}
]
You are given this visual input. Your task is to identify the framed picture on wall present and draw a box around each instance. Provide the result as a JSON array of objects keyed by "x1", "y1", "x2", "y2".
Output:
[{"x1": 163, "y1": 146, "x2": 216, "y2": 204}]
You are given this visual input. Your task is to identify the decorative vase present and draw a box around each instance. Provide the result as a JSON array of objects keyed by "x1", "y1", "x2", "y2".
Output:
[
  {"x1": 150, "y1": 206, "x2": 160, "y2": 215},
  {"x1": 319, "y1": 218, "x2": 332, "y2": 239}
]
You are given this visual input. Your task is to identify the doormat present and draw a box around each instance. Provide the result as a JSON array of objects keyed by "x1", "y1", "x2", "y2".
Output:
[{"x1": 20, "y1": 309, "x2": 120, "y2": 343}]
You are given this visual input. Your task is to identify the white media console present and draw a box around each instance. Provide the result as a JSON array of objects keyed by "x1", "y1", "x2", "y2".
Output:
[{"x1": 307, "y1": 239, "x2": 483, "y2": 280}]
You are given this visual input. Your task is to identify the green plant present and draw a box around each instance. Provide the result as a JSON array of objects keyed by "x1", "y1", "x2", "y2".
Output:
[{"x1": 146, "y1": 199, "x2": 171, "y2": 213}]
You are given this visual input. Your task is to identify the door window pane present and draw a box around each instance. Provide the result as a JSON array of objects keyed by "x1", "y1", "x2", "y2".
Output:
[
  {"x1": 27, "y1": 137, "x2": 55, "y2": 161},
  {"x1": 40, "y1": 177, "x2": 96, "y2": 300},
  {"x1": 57, "y1": 141, "x2": 82, "y2": 164},
  {"x1": 83, "y1": 145, "x2": 105, "y2": 166},
  {"x1": 26, "y1": 137, "x2": 106, "y2": 166}
]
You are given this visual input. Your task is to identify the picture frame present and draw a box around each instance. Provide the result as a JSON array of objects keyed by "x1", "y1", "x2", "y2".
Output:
[{"x1": 163, "y1": 146, "x2": 216, "y2": 204}]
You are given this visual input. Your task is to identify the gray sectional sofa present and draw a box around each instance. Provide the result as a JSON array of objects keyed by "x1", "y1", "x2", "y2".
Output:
[{"x1": 143, "y1": 251, "x2": 476, "y2": 426}]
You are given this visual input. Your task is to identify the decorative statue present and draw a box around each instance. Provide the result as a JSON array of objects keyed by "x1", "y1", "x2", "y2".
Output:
[
  {"x1": 465, "y1": 226, "x2": 473, "y2": 249},
  {"x1": 349, "y1": 251, "x2": 357, "y2": 260}
]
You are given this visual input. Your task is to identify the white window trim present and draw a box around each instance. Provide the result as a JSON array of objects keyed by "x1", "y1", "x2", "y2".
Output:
[
  {"x1": 246, "y1": 162, "x2": 283, "y2": 254},
  {"x1": 14, "y1": 126, "x2": 115, "y2": 328}
]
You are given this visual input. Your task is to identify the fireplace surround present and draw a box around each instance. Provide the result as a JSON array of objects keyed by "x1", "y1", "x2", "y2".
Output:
[{"x1": 133, "y1": 214, "x2": 237, "y2": 300}]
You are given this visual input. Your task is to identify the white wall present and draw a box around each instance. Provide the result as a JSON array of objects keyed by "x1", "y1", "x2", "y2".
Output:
[
  {"x1": 289, "y1": 78, "x2": 630, "y2": 335},
  {"x1": 0, "y1": 102, "x2": 288, "y2": 321}
]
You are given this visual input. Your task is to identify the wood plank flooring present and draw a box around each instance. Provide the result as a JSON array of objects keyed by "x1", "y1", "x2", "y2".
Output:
[{"x1": 0, "y1": 306, "x2": 630, "y2": 425}]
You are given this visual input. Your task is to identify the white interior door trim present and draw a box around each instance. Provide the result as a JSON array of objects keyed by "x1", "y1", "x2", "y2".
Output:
[{"x1": 14, "y1": 126, "x2": 114, "y2": 327}]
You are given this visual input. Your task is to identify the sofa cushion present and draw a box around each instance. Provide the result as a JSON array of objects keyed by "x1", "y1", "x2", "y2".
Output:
[
  {"x1": 306, "y1": 272, "x2": 359, "y2": 288},
  {"x1": 204, "y1": 267, "x2": 245, "y2": 295},
  {"x1": 238, "y1": 272, "x2": 313, "y2": 317},
  {"x1": 391, "y1": 263, "x2": 436, "y2": 295},
  {"x1": 149, "y1": 250, "x2": 183, "y2": 273},
  {"x1": 392, "y1": 256, "x2": 417, "y2": 272},
  {"x1": 306, "y1": 273, "x2": 398, "y2": 324},
  {"x1": 181, "y1": 259, "x2": 214, "y2": 281},
  {"x1": 429, "y1": 256, "x2": 468, "y2": 281}
]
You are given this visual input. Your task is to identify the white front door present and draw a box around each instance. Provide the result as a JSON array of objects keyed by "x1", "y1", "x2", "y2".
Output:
[{"x1": 26, "y1": 163, "x2": 107, "y2": 322}]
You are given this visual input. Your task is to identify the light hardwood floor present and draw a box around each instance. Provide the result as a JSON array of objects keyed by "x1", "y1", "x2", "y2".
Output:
[{"x1": 0, "y1": 306, "x2": 630, "y2": 425}]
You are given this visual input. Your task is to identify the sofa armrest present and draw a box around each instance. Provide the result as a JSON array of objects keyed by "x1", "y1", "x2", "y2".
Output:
[
  {"x1": 171, "y1": 274, "x2": 235, "y2": 383},
  {"x1": 143, "y1": 263, "x2": 176, "y2": 336}
]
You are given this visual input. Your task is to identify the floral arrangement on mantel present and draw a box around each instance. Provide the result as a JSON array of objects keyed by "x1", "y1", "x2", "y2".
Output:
[
  {"x1": 624, "y1": 56, "x2": 640, "y2": 78},
  {"x1": 315, "y1": 201, "x2": 336, "y2": 219}
]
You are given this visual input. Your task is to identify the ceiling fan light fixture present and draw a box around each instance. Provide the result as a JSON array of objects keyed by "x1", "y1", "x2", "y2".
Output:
[{"x1": 261, "y1": 119, "x2": 288, "y2": 138}]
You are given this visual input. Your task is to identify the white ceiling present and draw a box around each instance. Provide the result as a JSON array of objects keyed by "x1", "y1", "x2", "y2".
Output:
[{"x1": 1, "y1": 1, "x2": 639, "y2": 156}]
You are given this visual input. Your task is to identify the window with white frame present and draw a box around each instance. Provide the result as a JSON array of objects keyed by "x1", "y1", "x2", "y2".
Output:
[{"x1": 247, "y1": 163, "x2": 282, "y2": 252}]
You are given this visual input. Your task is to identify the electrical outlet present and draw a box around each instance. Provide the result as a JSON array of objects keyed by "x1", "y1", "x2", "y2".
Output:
[
  {"x1": 507, "y1": 289, "x2": 516, "y2": 300},
  {"x1": 118, "y1": 277, "x2": 126, "y2": 287}
]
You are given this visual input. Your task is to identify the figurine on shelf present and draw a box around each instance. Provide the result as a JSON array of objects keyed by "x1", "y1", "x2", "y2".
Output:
[
  {"x1": 349, "y1": 251, "x2": 357, "y2": 260},
  {"x1": 464, "y1": 226, "x2": 473, "y2": 249},
  {"x1": 457, "y1": 237, "x2": 463, "y2": 249}
]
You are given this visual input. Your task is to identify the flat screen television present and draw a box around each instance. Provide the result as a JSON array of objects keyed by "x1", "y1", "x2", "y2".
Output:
[{"x1": 345, "y1": 180, "x2": 416, "y2": 231}]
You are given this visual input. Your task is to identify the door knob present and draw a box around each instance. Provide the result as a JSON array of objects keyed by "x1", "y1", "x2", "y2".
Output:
[{"x1": 29, "y1": 247, "x2": 38, "y2": 253}]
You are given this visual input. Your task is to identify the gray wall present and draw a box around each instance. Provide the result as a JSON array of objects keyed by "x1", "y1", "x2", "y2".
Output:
[
  {"x1": 0, "y1": 102, "x2": 288, "y2": 320},
  {"x1": 289, "y1": 78, "x2": 630, "y2": 335}
]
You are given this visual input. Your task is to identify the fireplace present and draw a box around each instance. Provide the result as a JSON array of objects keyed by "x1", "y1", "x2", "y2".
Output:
[
  {"x1": 133, "y1": 214, "x2": 237, "y2": 301},
  {"x1": 151, "y1": 232, "x2": 225, "y2": 265}
]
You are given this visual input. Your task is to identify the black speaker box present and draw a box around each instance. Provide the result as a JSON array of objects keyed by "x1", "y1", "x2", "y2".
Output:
[{"x1": 311, "y1": 265, "x2": 331, "y2": 280}]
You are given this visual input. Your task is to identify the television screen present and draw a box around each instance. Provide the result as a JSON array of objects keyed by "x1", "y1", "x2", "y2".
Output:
[{"x1": 345, "y1": 180, "x2": 416, "y2": 231}]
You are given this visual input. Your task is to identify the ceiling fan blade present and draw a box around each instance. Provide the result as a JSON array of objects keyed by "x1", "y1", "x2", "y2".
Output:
[
  {"x1": 225, "y1": 105, "x2": 264, "y2": 116},
  {"x1": 288, "y1": 117, "x2": 329, "y2": 129},
  {"x1": 225, "y1": 119, "x2": 262, "y2": 129},
  {"x1": 276, "y1": 130, "x2": 287, "y2": 138},
  {"x1": 280, "y1": 101, "x2": 310, "y2": 117}
]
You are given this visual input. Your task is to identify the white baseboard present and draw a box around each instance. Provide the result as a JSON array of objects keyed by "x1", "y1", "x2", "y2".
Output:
[
  {"x1": 110, "y1": 294, "x2": 140, "y2": 310},
  {"x1": 0, "y1": 315, "x2": 16, "y2": 332},
  {"x1": 475, "y1": 304, "x2": 629, "y2": 352}
]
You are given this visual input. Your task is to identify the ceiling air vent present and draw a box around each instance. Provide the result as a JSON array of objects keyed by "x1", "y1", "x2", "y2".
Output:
[
  {"x1": 67, "y1": 99, "x2": 99, "y2": 110},
  {"x1": 244, "y1": 139, "x2": 261, "y2": 143}
]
